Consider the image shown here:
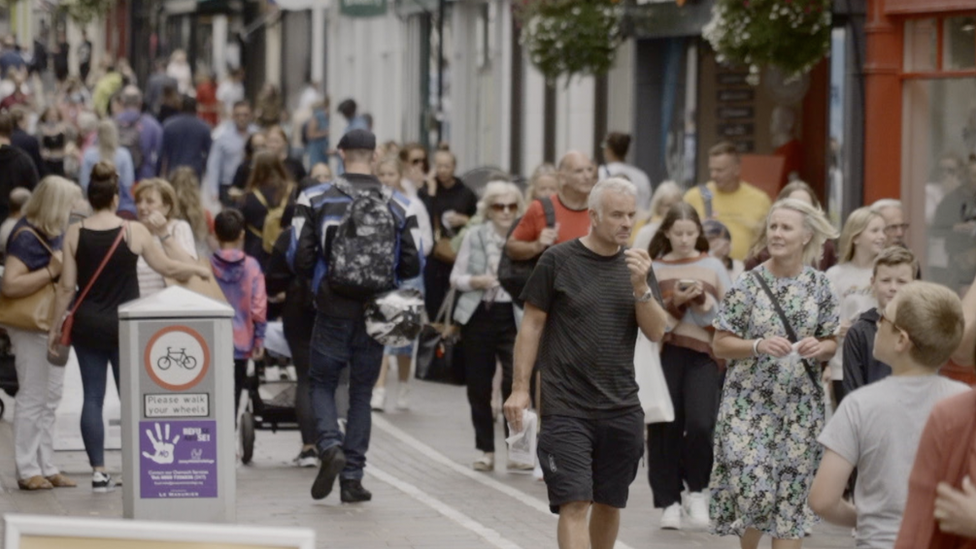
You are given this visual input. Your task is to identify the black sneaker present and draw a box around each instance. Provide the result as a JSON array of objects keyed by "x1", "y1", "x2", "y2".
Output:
[
  {"x1": 92, "y1": 471, "x2": 115, "y2": 493},
  {"x1": 310, "y1": 446, "x2": 346, "y2": 500},
  {"x1": 340, "y1": 478, "x2": 372, "y2": 503},
  {"x1": 295, "y1": 448, "x2": 318, "y2": 468}
]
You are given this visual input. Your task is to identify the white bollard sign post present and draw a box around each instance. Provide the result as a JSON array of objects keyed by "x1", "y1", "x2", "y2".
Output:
[{"x1": 118, "y1": 286, "x2": 235, "y2": 522}]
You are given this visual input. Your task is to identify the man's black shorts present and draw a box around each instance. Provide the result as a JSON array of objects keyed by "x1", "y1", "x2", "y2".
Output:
[{"x1": 537, "y1": 409, "x2": 644, "y2": 514}]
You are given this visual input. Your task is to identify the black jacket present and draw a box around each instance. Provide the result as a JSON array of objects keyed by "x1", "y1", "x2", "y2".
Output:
[
  {"x1": 0, "y1": 144, "x2": 39, "y2": 221},
  {"x1": 11, "y1": 129, "x2": 44, "y2": 178},
  {"x1": 840, "y1": 307, "x2": 892, "y2": 402},
  {"x1": 292, "y1": 173, "x2": 421, "y2": 319}
]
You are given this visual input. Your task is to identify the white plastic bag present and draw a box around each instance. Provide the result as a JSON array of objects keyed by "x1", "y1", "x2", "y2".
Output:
[
  {"x1": 505, "y1": 409, "x2": 538, "y2": 468},
  {"x1": 634, "y1": 332, "x2": 674, "y2": 424}
]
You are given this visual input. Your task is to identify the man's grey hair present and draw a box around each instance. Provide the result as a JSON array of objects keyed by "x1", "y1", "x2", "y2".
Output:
[
  {"x1": 121, "y1": 86, "x2": 142, "y2": 109},
  {"x1": 588, "y1": 177, "x2": 637, "y2": 218},
  {"x1": 871, "y1": 198, "x2": 902, "y2": 212}
]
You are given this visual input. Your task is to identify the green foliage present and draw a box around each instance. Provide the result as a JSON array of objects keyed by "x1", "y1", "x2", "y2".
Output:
[
  {"x1": 703, "y1": 0, "x2": 832, "y2": 81},
  {"x1": 515, "y1": 0, "x2": 624, "y2": 84},
  {"x1": 56, "y1": 0, "x2": 115, "y2": 24}
]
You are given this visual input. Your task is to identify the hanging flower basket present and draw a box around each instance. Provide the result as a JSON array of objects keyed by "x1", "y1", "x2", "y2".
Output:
[
  {"x1": 703, "y1": 0, "x2": 832, "y2": 83},
  {"x1": 515, "y1": 0, "x2": 625, "y2": 84}
]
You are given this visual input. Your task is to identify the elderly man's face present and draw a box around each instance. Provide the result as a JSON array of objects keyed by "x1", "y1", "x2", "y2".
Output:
[
  {"x1": 561, "y1": 153, "x2": 597, "y2": 197},
  {"x1": 591, "y1": 190, "x2": 636, "y2": 246},
  {"x1": 878, "y1": 206, "x2": 908, "y2": 247}
]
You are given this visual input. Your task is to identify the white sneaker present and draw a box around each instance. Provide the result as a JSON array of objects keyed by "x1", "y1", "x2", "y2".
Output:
[
  {"x1": 660, "y1": 503, "x2": 682, "y2": 530},
  {"x1": 472, "y1": 452, "x2": 495, "y2": 472},
  {"x1": 370, "y1": 388, "x2": 386, "y2": 412},
  {"x1": 684, "y1": 491, "x2": 710, "y2": 529},
  {"x1": 395, "y1": 384, "x2": 410, "y2": 410},
  {"x1": 92, "y1": 471, "x2": 115, "y2": 493}
]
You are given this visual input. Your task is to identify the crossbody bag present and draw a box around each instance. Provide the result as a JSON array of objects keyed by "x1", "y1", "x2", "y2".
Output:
[{"x1": 750, "y1": 270, "x2": 822, "y2": 391}]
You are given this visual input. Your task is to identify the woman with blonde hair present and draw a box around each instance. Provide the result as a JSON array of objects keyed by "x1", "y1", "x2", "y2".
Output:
[
  {"x1": 371, "y1": 156, "x2": 433, "y2": 411},
  {"x1": 134, "y1": 178, "x2": 198, "y2": 297},
  {"x1": 524, "y1": 163, "x2": 559, "y2": 202},
  {"x1": 632, "y1": 181, "x2": 683, "y2": 251},
  {"x1": 745, "y1": 182, "x2": 838, "y2": 271},
  {"x1": 1, "y1": 176, "x2": 81, "y2": 490},
  {"x1": 169, "y1": 167, "x2": 213, "y2": 257},
  {"x1": 825, "y1": 207, "x2": 887, "y2": 402},
  {"x1": 79, "y1": 120, "x2": 136, "y2": 218},
  {"x1": 450, "y1": 181, "x2": 526, "y2": 471},
  {"x1": 710, "y1": 198, "x2": 840, "y2": 547}
]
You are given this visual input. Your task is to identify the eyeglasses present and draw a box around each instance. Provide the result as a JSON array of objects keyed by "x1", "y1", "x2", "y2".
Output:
[
  {"x1": 884, "y1": 223, "x2": 910, "y2": 234},
  {"x1": 490, "y1": 203, "x2": 518, "y2": 213},
  {"x1": 877, "y1": 309, "x2": 915, "y2": 344}
]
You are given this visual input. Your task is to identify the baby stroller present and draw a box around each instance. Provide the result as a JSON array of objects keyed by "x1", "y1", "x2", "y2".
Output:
[
  {"x1": 0, "y1": 327, "x2": 18, "y2": 419},
  {"x1": 239, "y1": 347, "x2": 299, "y2": 464}
]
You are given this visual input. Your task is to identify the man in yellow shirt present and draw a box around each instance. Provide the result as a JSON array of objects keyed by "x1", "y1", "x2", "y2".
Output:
[{"x1": 684, "y1": 142, "x2": 771, "y2": 261}]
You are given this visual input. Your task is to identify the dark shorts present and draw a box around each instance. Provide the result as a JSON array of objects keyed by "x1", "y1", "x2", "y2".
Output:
[{"x1": 537, "y1": 409, "x2": 644, "y2": 514}]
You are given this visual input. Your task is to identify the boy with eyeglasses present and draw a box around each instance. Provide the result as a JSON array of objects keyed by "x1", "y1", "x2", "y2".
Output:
[
  {"x1": 809, "y1": 281, "x2": 968, "y2": 548},
  {"x1": 837, "y1": 246, "x2": 919, "y2": 403}
]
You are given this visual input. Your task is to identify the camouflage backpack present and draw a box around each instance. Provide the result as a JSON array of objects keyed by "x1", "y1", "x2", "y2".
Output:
[{"x1": 327, "y1": 179, "x2": 401, "y2": 299}]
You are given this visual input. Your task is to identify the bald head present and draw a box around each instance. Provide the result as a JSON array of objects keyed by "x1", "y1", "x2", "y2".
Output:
[
  {"x1": 557, "y1": 150, "x2": 597, "y2": 202},
  {"x1": 121, "y1": 86, "x2": 143, "y2": 109},
  {"x1": 558, "y1": 150, "x2": 590, "y2": 173}
]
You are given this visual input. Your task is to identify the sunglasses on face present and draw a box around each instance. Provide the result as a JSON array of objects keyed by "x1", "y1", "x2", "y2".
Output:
[
  {"x1": 490, "y1": 203, "x2": 518, "y2": 213},
  {"x1": 884, "y1": 223, "x2": 910, "y2": 234}
]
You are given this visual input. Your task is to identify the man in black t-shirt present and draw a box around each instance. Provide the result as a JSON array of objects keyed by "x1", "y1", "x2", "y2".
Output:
[
  {"x1": 0, "y1": 110, "x2": 38, "y2": 222},
  {"x1": 504, "y1": 177, "x2": 667, "y2": 548}
]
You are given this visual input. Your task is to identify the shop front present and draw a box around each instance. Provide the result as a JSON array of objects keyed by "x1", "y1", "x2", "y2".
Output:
[{"x1": 862, "y1": 0, "x2": 976, "y2": 295}]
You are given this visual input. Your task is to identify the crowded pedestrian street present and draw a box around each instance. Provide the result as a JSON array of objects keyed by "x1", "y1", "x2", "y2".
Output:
[
  {"x1": 0, "y1": 381, "x2": 857, "y2": 548},
  {"x1": 4, "y1": 0, "x2": 976, "y2": 548}
]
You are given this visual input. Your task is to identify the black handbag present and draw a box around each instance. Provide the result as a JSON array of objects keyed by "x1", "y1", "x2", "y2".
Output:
[
  {"x1": 497, "y1": 196, "x2": 556, "y2": 307},
  {"x1": 414, "y1": 288, "x2": 465, "y2": 385}
]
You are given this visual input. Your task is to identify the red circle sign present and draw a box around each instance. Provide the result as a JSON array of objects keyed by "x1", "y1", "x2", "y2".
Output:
[{"x1": 144, "y1": 325, "x2": 211, "y2": 391}]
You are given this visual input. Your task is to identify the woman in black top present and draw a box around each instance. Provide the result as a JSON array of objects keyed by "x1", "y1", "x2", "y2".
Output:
[
  {"x1": 229, "y1": 132, "x2": 267, "y2": 205},
  {"x1": 50, "y1": 161, "x2": 209, "y2": 492},
  {"x1": 37, "y1": 106, "x2": 67, "y2": 177},
  {"x1": 241, "y1": 150, "x2": 293, "y2": 267}
]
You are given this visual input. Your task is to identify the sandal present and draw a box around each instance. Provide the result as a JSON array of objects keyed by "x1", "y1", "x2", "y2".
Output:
[
  {"x1": 45, "y1": 474, "x2": 77, "y2": 488},
  {"x1": 17, "y1": 475, "x2": 53, "y2": 491}
]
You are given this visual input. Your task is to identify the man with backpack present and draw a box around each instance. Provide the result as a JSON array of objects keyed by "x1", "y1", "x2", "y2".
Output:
[
  {"x1": 291, "y1": 129, "x2": 421, "y2": 504},
  {"x1": 115, "y1": 86, "x2": 162, "y2": 181},
  {"x1": 505, "y1": 150, "x2": 597, "y2": 293}
]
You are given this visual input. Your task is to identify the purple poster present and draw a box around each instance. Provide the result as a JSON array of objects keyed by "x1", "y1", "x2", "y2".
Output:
[{"x1": 140, "y1": 420, "x2": 217, "y2": 498}]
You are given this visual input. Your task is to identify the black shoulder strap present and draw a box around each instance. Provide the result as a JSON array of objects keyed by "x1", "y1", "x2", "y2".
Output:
[
  {"x1": 540, "y1": 196, "x2": 556, "y2": 228},
  {"x1": 750, "y1": 270, "x2": 821, "y2": 390}
]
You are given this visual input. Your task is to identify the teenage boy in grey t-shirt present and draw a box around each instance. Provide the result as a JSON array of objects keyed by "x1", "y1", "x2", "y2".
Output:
[{"x1": 809, "y1": 282, "x2": 970, "y2": 549}]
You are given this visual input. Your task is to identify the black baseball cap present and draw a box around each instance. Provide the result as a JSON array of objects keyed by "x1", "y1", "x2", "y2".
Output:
[{"x1": 337, "y1": 129, "x2": 376, "y2": 151}]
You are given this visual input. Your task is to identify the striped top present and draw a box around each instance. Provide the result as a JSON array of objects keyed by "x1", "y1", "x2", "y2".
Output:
[{"x1": 653, "y1": 253, "x2": 732, "y2": 359}]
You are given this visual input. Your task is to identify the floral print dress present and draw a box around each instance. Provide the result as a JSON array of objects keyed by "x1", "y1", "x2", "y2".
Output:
[{"x1": 709, "y1": 265, "x2": 839, "y2": 539}]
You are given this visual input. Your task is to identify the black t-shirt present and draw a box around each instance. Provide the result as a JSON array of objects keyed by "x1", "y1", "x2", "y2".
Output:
[
  {"x1": 520, "y1": 239, "x2": 641, "y2": 419},
  {"x1": 418, "y1": 177, "x2": 478, "y2": 238}
]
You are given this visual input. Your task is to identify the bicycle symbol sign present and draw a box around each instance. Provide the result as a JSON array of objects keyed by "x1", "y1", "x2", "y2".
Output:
[{"x1": 145, "y1": 326, "x2": 210, "y2": 391}]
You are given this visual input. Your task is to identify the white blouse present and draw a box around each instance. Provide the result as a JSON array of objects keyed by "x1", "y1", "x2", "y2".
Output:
[{"x1": 136, "y1": 219, "x2": 198, "y2": 297}]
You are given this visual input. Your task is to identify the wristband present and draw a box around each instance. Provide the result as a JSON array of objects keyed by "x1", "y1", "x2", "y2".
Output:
[{"x1": 752, "y1": 338, "x2": 763, "y2": 357}]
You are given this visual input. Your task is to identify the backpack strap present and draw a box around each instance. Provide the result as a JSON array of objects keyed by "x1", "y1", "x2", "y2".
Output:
[
  {"x1": 698, "y1": 184, "x2": 713, "y2": 219},
  {"x1": 540, "y1": 196, "x2": 556, "y2": 228}
]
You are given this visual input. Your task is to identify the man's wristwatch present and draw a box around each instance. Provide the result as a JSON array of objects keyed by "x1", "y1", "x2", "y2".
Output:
[{"x1": 635, "y1": 288, "x2": 654, "y2": 303}]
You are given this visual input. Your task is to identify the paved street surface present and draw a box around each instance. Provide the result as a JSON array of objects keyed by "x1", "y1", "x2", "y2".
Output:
[{"x1": 0, "y1": 379, "x2": 854, "y2": 548}]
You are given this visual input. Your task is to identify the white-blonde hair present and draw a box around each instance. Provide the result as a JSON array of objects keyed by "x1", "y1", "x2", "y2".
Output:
[
  {"x1": 761, "y1": 198, "x2": 839, "y2": 266},
  {"x1": 649, "y1": 180, "x2": 682, "y2": 218},
  {"x1": 477, "y1": 181, "x2": 525, "y2": 219},
  {"x1": 588, "y1": 177, "x2": 637, "y2": 219},
  {"x1": 24, "y1": 176, "x2": 82, "y2": 237}
]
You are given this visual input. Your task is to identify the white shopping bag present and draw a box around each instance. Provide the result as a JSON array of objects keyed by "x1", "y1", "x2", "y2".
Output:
[
  {"x1": 635, "y1": 332, "x2": 674, "y2": 424},
  {"x1": 505, "y1": 409, "x2": 538, "y2": 468}
]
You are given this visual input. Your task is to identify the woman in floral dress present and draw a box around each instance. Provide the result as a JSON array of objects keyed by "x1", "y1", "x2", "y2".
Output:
[{"x1": 710, "y1": 198, "x2": 840, "y2": 548}]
